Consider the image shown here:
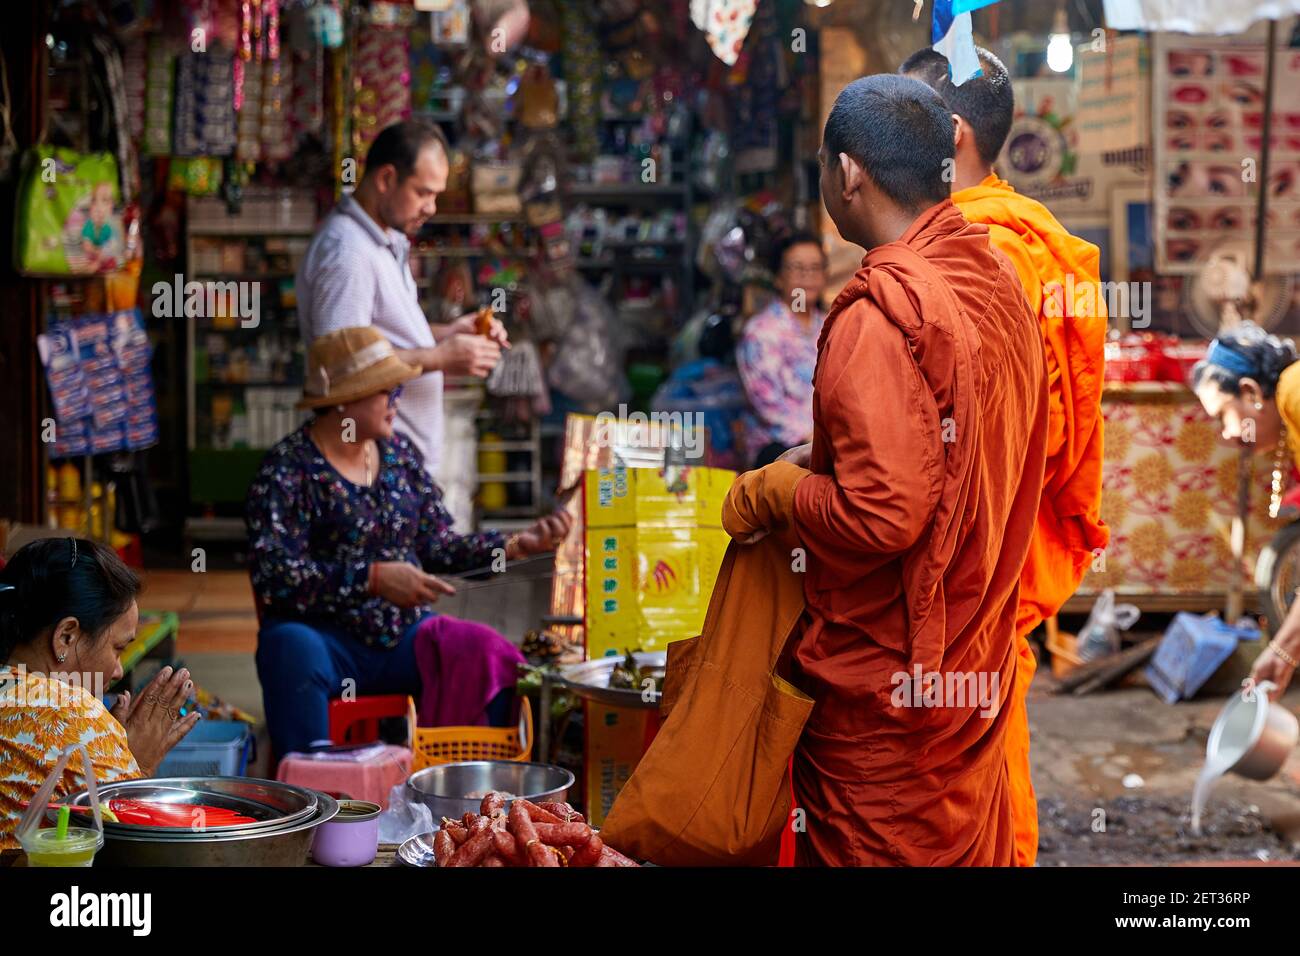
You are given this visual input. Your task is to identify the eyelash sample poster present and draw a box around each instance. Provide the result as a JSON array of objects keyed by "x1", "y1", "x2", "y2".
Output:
[{"x1": 1154, "y1": 30, "x2": 1300, "y2": 275}]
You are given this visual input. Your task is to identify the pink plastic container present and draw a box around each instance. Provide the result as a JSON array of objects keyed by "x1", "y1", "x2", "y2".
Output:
[{"x1": 311, "y1": 800, "x2": 382, "y2": 867}]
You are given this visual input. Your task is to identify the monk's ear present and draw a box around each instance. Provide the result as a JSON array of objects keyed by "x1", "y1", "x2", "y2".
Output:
[
  {"x1": 952, "y1": 114, "x2": 965, "y2": 149},
  {"x1": 838, "y1": 152, "x2": 862, "y2": 198}
]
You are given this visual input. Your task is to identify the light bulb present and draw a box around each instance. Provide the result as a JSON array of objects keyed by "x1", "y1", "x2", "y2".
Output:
[
  {"x1": 1046, "y1": 32, "x2": 1074, "y2": 72},
  {"x1": 1046, "y1": 4, "x2": 1073, "y2": 73}
]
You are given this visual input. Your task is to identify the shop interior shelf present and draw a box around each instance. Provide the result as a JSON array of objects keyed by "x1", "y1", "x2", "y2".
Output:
[
  {"x1": 476, "y1": 440, "x2": 536, "y2": 452},
  {"x1": 566, "y1": 183, "x2": 686, "y2": 200},
  {"x1": 189, "y1": 271, "x2": 298, "y2": 281},
  {"x1": 186, "y1": 227, "x2": 317, "y2": 237},
  {"x1": 426, "y1": 213, "x2": 527, "y2": 224}
]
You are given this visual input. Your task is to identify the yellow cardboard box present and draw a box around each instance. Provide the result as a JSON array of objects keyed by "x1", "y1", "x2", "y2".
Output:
[
  {"x1": 583, "y1": 464, "x2": 734, "y2": 660},
  {"x1": 584, "y1": 701, "x2": 658, "y2": 827},
  {"x1": 585, "y1": 463, "x2": 730, "y2": 529}
]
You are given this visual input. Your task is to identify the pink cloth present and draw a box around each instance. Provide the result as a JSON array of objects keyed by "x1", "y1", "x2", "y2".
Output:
[
  {"x1": 413, "y1": 615, "x2": 524, "y2": 727},
  {"x1": 276, "y1": 744, "x2": 411, "y2": 808}
]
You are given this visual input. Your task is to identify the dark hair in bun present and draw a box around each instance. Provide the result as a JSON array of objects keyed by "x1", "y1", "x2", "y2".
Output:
[
  {"x1": 0, "y1": 537, "x2": 140, "y2": 663},
  {"x1": 1190, "y1": 322, "x2": 1298, "y2": 398}
]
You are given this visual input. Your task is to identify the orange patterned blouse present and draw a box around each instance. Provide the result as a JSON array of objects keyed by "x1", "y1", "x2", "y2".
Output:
[{"x1": 0, "y1": 664, "x2": 142, "y2": 850}]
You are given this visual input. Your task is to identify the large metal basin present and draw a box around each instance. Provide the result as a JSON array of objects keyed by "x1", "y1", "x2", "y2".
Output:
[
  {"x1": 406, "y1": 760, "x2": 574, "y2": 822},
  {"x1": 66, "y1": 777, "x2": 319, "y2": 836},
  {"x1": 68, "y1": 778, "x2": 338, "y2": 866}
]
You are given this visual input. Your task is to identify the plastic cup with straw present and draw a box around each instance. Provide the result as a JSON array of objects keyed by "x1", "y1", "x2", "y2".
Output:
[{"x1": 16, "y1": 745, "x2": 105, "y2": 867}]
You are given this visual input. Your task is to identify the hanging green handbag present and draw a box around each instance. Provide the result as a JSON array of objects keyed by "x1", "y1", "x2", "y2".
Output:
[{"x1": 13, "y1": 145, "x2": 124, "y2": 276}]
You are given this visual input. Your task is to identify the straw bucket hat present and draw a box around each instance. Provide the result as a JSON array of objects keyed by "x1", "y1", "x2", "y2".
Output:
[{"x1": 297, "y1": 326, "x2": 422, "y2": 410}]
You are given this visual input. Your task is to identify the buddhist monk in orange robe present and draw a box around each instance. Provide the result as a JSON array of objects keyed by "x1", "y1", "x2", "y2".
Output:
[
  {"x1": 903, "y1": 47, "x2": 1110, "y2": 866},
  {"x1": 724, "y1": 75, "x2": 1047, "y2": 866}
]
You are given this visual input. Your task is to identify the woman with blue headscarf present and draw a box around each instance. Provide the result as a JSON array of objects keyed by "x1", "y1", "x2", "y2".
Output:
[{"x1": 1193, "y1": 321, "x2": 1300, "y2": 696}]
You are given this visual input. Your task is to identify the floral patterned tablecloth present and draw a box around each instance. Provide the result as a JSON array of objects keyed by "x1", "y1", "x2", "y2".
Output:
[{"x1": 1078, "y1": 383, "x2": 1286, "y2": 600}]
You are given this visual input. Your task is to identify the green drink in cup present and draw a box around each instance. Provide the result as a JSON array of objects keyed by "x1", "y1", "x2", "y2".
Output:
[{"x1": 20, "y1": 806, "x2": 103, "y2": 867}]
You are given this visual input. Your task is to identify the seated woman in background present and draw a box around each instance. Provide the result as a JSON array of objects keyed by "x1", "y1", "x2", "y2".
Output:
[
  {"x1": 246, "y1": 326, "x2": 569, "y2": 762},
  {"x1": 0, "y1": 538, "x2": 197, "y2": 851},
  {"x1": 736, "y1": 232, "x2": 829, "y2": 468}
]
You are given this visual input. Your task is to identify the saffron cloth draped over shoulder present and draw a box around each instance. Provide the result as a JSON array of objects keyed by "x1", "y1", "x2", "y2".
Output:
[
  {"x1": 953, "y1": 174, "x2": 1109, "y2": 866},
  {"x1": 785, "y1": 199, "x2": 1048, "y2": 866}
]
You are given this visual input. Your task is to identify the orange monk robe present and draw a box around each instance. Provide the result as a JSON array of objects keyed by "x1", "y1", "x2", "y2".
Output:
[
  {"x1": 953, "y1": 175, "x2": 1110, "y2": 866},
  {"x1": 726, "y1": 199, "x2": 1047, "y2": 865}
]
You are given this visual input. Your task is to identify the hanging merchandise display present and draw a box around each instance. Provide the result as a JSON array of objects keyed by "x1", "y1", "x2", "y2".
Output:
[
  {"x1": 517, "y1": 60, "x2": 558, "y2": 129},
  {"x1": 330, "y1": 34, "x2": 347, "y2": 196},
  {"x1": 729, "y1": 2, "x2": 780, "y2": 174},
  {"x1": 236, "y1": 58, "x2": 265, "y2": 160},
  {"x1": 431, "y1": 0, "x2": 471, "y2": 47},
  {"x1": 560, "y1": 1, "x2": 600, "y2": 160},
  {"x1": 471, "y1": 159, "x2": 523, "y2": 215},
  {"x1": 353, "y1": 25, "x2": 412, "y2": 160},
  {"x1": 13, "y1": 148, "x2": 133, "y2": 276},
  {"x1": 473, "y1": 0, "x2": 531, "y2": 53},
  {"x1": 307, "y1": 0, "x2": 346, "y2": 48},
  {"x1": 173, "y1": 48, "x2": 237, "y2": 156},
  {"x1": 142, "y1": 36, "x2": 176, "y2": 156},
  {"x1": 36, "y1": 308, "x2": 160, "y2": 459},
  {"x1": 689, "y1": 0, "x2": 758, "y2": 67}
]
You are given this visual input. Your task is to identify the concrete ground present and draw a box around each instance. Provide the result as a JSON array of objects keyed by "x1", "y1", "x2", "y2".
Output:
[{"x1": 1028, "y1": 654, "x2": 1300, "y2": 865}]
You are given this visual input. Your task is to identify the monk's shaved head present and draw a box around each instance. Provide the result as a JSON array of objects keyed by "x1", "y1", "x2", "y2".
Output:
[
  {"x1": 900, "y1": 46, "x2": 1014, "y2": 166},
  {"x1": 822, "y1": 75, "x2": 954, "y2": 212}
]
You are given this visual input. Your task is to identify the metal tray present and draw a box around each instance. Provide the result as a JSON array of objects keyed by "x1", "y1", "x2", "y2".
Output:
[
  {"x1": 65, "y1": 777, "x2": 320, "y2": 836},
  {"x1": 556, "y1": 651, "x2": 667, "y2": 709}
]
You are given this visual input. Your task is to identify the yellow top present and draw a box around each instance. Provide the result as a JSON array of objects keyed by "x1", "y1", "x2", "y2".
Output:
[
  {"x1": 0, "y1": 665, "x2": 141, "y2": 851},
  {"x1": 1276, "y1": 362, "x2": 1300, "y2": 465}
]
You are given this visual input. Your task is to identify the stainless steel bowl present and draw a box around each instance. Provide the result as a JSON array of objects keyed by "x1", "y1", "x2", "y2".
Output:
[
  {"x1": 66, "y1": 777, "x2": 319, "y2": 836},
  {"x1": 67, "y1": 778, "x2": 338, "y2": 866},
  {"x1": 1207, "y1": 680, "x2": 1300, "y2": 780},
  {"x1": 406, "y1": 761, "x2": 574, "y2": 822},
  {"x1": 557, "y1": 651, "x2": 666, "y2": 709},
  {"x1": 397, "y1": 831, "x2": 440, "y2": 868}
]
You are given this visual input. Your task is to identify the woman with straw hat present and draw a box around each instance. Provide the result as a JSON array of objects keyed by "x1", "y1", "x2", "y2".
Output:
[{"x1": 245, "y1": 327, "x2": 570, "y2": 760}]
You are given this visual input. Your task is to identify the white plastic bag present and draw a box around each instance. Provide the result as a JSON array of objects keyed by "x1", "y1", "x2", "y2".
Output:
[
  {"x1": 1077, "y1": 589, "x2": 1140, "y2": 661},
  {"x1": 376, "y1": 781, "x2": 434, "y2": 846}
]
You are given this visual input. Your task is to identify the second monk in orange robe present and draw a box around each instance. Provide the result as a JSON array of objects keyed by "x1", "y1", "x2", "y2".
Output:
[
  {"x1": 903, "y1": 46, "x2": 1110, "y2": 866},
  {"x1": 725, "y1": 75, "x2": 1048, "y2": 865}
]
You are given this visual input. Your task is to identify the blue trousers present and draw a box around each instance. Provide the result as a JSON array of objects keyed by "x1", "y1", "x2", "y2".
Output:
[
  {"x1": 256, "y1": 616, "x2": 426, "y2": 762},
  {"x1": 257, "y1": 616, "x2": 516, "y2": 761}
]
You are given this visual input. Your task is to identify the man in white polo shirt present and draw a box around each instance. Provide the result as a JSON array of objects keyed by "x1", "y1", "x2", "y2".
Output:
[{"x1": 297, "y1": 120, "x2": 506, "y2": 474}]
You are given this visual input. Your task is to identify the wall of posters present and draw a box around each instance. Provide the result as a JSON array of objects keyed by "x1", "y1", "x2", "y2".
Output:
[{"x1": 1153, "y1": 30, "x2": 1300, "y2": 275}]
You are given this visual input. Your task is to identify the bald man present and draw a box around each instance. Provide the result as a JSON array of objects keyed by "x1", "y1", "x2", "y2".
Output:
[{"x1": 903, "y1": 46, "x2": 1110, "y2": 867}]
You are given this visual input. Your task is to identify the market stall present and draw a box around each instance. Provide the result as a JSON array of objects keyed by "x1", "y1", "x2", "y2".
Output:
[{"x1": 8, "y1": 0, "x2": 1300, "y2": 879}]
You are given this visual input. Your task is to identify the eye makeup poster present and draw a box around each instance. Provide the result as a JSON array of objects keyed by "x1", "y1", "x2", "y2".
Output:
[{"x1": 1154, "y1": 31, "x2": 1300, "y2": 274}]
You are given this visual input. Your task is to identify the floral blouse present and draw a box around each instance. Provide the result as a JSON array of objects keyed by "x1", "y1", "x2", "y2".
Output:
[
  {"x1": 0, "y1": 665, "x2": 142, "y2": 851},
  {"x1": 736, "y1": 297, "x2": 825, "y2": 464},
  {"x1": 246, "y1": 424, "x2": 505, "y2": 648}
]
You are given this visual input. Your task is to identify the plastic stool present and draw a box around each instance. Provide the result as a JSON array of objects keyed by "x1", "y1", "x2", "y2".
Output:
[
  {"x1": 328, "y1": 694, "x2": 413, "y2": 745},
  {"x1": 276, "y1": 744, "x2": 412, "y2": 808}
]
